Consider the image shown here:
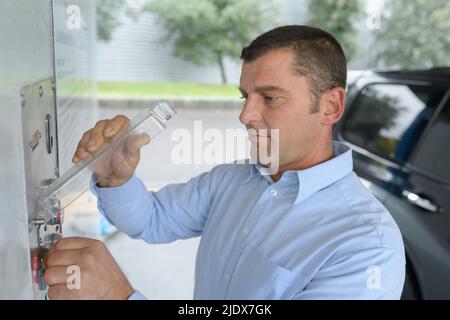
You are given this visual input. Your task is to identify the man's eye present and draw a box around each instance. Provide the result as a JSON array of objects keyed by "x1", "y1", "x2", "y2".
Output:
[
  {"x1": 240, "y1": 95, "x2": 247, "y2": 100},
  {"x1": 264, "y1": 96, "x2": 279, "y2": 104}
]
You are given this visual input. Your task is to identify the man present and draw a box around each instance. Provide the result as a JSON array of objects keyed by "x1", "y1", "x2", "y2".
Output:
[{"x1": 44, "y1": 25, "x2": 405, "y2": 299}]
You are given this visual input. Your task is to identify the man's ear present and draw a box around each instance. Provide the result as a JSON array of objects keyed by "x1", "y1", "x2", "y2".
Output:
[{"x1": 321, "y1": 87, "x2": 345, "y2": 126}]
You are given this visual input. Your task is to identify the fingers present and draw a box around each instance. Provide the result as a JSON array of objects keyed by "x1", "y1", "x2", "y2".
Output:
[
  {"x1": 45, "y1": 266, "x2": 72, "y2": 286},
  {"x1": 45, "y1": 249, "x2": 82, "y2": 268},
  {"x1": 103, "y1": 114, "x2": 129, "y2": 138},
  {"x1": 72, "y1": 130, "x2": 93, "y2": 163},
  {"x1": 125, "y1": 133, "x2": 151, "y2": 157},
  {"x1": 73, "y1": 121, "x2": 106, "y2": 162},
  {"x1": 84, "y1": 121, "x2": 107, "y2": 153},
  {"x1": 53, "y1": 237, "x2": 99, "y2": 251},
  {"x1": 47, "y1": 284, "x2": 70, "y2": 300},
  {"x1": 72, "y1": 115, "x2": 130, "y2": 163},
  {"x1": 80, "y1": 120, "x2": 107, "y2": 154}
]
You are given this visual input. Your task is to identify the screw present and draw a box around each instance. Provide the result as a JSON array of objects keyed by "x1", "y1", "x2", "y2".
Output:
[{"x1": 39, "y1": 86, "x2": 43, "y2": 97}]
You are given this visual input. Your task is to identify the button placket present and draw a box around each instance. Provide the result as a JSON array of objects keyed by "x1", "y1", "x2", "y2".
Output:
[{"x1": 217, "y1": 191, "x2": 273, "y2": 298}]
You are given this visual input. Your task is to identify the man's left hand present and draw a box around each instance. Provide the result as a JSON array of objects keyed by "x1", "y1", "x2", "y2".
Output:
[{"x1": 44, "y1": 237, "x2": 134, "y2": 300}]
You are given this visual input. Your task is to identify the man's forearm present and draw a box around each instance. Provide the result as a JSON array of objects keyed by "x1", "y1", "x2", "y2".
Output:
[{"x1": 90, "y1": 174, "x2": 152, "y2": 238}]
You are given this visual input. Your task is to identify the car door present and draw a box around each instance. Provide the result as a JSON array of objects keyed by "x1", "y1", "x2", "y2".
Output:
[{"x1": 385, "y1": 92, "x2": 450, "y2": 299}]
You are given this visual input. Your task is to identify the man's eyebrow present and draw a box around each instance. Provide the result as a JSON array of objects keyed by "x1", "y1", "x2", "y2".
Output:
[
  {"x1": 238, "y1": 86, "x2": 287, "y2": 95},
  {"x1": 255, "y1": 86, "x2": 287, "y2": 94}
]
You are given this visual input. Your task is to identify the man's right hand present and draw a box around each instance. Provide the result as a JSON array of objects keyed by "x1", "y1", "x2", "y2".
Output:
[{"x1": 72, "y1": 114, "x2": 150, "y2": 187}]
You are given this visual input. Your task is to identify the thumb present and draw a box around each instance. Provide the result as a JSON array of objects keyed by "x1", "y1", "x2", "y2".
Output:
[{"x1": 124, "y1": 133, "x2": 151, "y2": 156}]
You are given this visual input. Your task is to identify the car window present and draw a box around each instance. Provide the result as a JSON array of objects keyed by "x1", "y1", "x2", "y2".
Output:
[
  {"x1": 410, "y1": 96, "x2": 450, "y2": 182},
  {"x1": 342, "y1": 83, "x2": 447, "y2": 163}
]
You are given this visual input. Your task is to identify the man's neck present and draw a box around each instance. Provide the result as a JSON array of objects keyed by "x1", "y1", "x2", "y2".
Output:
[{"x1": 270, "y1": 142, "x2": 334, "y2": 183}]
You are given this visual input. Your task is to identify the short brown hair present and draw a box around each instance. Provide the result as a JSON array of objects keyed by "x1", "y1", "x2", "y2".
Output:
[{"x1": 240, "y1": 25, "x2": 347, "y2": 113}]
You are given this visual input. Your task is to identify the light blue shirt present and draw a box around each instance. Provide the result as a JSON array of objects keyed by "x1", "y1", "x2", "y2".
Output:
[{"x1": 91, "y1": 142, "x2": 405, "y2": 300}]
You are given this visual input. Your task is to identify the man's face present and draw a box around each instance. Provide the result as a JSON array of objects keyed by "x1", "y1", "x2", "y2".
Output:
[{"x1": 239, "y1": 49, "x2": 325, "y2": 170}]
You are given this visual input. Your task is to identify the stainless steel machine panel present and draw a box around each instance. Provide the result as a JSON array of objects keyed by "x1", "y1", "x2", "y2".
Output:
[
  {"x1": 20, "y1": 78, "x2": 60, "y2": 299},
  {"x1": 0, "y1": 0, "x2": 55, "y2": 299},
  {"x1": 0, "y1": 0, "x2": 96, "y2": 299},
  {"x1": 20, "y1": 78, "x2": 58, "y2": 220}
]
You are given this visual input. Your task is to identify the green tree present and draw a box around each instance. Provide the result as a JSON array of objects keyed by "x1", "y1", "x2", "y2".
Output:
[
  {"x1": 371, "y1": 0, "x2": 450, "y2": 68},
  {"x1": 144, "y1": 0, "x2": 279, "y2": 84},
  {"x1": 306, "y1": 0, "x2": 362, "y2": 62},
  {"x1": 97, "y1": 0, "x2": 139, "y2": 42}
]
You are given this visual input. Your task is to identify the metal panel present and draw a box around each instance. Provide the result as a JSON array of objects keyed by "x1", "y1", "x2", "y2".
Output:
[
  {"x1": 0, "y1": 0, "x2": 96, "y2": 299},
  {"x1": 20, "y1": 78, "x2": 58, "y2": 219},
  {"x1": 20, "y1": 78, "x2": 60, "y2": 299},
  {"x1": 0, "y1": 0, "x2": 55, "y2": 299}
]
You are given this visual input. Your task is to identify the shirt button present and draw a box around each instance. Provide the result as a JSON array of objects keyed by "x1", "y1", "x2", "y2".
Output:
[
  {"x1": 224, "y1": 273, "x2": 231, "y2": 280},
  {"x1": 242, "y1": 228, "x2": 250, "y2": 235},
  {"x1": 271, "y1": 189, "x2": 278, "y2": 197}
]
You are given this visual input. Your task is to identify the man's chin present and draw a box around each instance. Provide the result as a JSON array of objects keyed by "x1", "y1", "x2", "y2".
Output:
[{"x1": 250, "y1": 147, "x2": 273, "y2": 167}]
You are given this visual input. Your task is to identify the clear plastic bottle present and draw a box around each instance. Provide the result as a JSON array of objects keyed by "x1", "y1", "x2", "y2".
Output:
[{"x1": 37, "y1": 100, "x2": 176, "y2": 221}]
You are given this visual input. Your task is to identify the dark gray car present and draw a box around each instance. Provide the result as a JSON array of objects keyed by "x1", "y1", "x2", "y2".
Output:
[{"x1": 335, "y1": 68, "x2": 450, "y2": 299}]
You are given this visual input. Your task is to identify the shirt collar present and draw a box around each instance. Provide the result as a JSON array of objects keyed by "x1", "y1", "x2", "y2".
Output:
[
  {"x1": 248, "y1": 141, "x2": 353, "y2": 204},
  {"x1": 294, "y1": 142, "x2": 353, "y2": 204}
]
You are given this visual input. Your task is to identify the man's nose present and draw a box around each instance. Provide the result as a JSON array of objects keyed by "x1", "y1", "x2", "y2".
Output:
[{"x1": 239, "y1": 97, "x2": 263, "y2": 125}]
